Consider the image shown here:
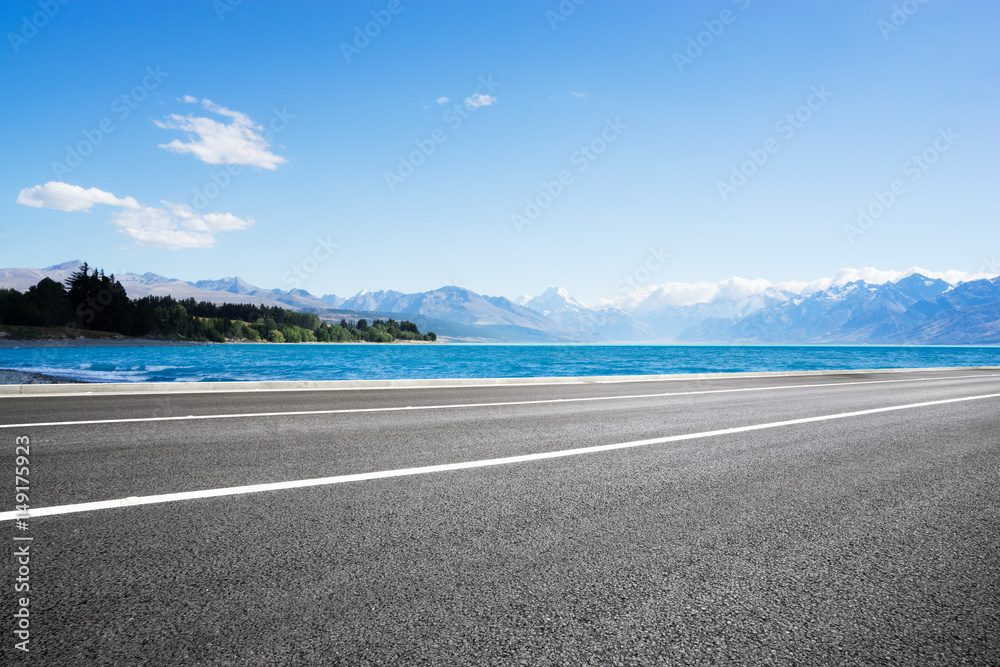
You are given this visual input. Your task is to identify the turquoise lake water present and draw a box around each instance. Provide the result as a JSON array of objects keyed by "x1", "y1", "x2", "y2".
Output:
[{"x1": 1, "y1": 344, "x2": 999, "y2": 383}]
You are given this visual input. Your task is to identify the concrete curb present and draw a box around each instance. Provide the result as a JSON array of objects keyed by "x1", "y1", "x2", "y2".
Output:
[{"x1": 2, "y1": 367, "x2": 998, "y2": 397}]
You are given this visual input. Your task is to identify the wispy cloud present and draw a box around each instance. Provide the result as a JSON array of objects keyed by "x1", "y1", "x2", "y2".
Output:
[
  {"x1": 16, "y1": 182, "x2": 139, "y2": 212},
  {"x1": 155, "y1": 97, "x2": 287, "y2": 170},
  {"x1": 568, "y1": 90, "x2": 590, "y2": 100},
  {"x1": 111, "y1": 203, "x2": 253, "y2": 249},
  {"x1": 16, "y1": 181, "x2": 253, "y2": 249},
  {"x1": 465, "y1": 93, "x2": 497, "y2": 108},
  {"x1": 603, "y1": 277, "x2": 783, "y2": 310},
  {"x1": 436, "y1": 96, "x2": 450, "y2": 105}
]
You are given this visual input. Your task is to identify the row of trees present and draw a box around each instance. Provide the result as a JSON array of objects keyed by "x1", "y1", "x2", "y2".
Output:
[{"x1": 0, "y1": 263, "x2": 436, "y2": 343}]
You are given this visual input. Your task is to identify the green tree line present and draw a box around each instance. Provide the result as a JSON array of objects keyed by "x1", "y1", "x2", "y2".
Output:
[{"x1": 0, "y1": 263, "x2": 436, "y2": 343}]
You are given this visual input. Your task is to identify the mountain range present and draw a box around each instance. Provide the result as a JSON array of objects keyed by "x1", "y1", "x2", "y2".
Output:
[
  {"x1": 1, "y1": 261, "x2": 998, "y2": 344},
  {"x1": 678, "y1": 274, "x2": 1000, "y2": 345}
]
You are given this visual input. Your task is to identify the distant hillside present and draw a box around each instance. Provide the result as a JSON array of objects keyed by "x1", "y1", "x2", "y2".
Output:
[
  {"x1": 0, "y1": 262, "x2": 578, "y2": 342},
  {"x1": 0, "y1": 260, "x2": 83, "y2": 291},
  {"x1": 0, "y1": 263, "x2": 436, "y2": 344},
  {"x1": 0, "y1": 261, "x2": 315, "y2": 311},
  {"x1": 311, "y1": 288, "x2": 578, "y2": 342}
]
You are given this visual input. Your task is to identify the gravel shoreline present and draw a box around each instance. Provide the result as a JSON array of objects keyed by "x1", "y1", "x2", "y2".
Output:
[{"x1": 0, "y1": 369, "x2": 89, "y2": 385}]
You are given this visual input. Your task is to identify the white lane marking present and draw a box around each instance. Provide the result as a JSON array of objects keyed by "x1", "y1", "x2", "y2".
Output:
[
  {"x1": 0, "y1": 379, "x2": 594, "y2": 398},
  {"x1": 5, "y1": 366, "x2": 991, "y2": 399},
  {"x1": 1, "y1": 373, "x2": 998, "y2": 430},
  {"x1": 3, "y1": 391, "x2": 999, "y2": 522}
]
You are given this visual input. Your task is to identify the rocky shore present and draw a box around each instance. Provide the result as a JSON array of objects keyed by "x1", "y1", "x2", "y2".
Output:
[{"x1": 0, "y1": 369, "x2": 87, "y2": 385}]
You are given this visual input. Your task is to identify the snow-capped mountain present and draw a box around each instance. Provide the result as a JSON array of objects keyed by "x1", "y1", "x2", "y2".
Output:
[
  {"x1": 338, "y1": 289, "x2": 406, "y2": 312},
  {"x1": 677, "y1": 274, "x2": 1000, "y2": 344},
  {"x1": 521, "y1": 286, "x2": 587, "y2": 318},
  {"x1": 192, "y1": 276, "x2": 260, "y2": 295},
  {"x1": 318, "y1": 293, "x2": 345, "y2": 308},
  {"x1": 518, "y1": 286, "x2": 654, "y2": 342}
]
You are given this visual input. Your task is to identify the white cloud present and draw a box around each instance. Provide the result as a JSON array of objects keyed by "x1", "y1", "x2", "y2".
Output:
[
  {"x1": 436, "y1": 96, "x2": 450, "y2": 105},
  {"x1": 606, "y1": 277, "x2": 780, "y2": 311},
  {"x1": 464, "y1": 93, "x2": 497, "y2": 108},
  {"x1": 16, "y1": 181, "x2": 253, "y2": 250},
  {"x1": 16, "y1": 182, "x2": 139, "y2": 212},
  {"x1": 155, "y1": 97, "x2": 287, "y2": 170},
  {"x1": 110, "y1": 202, "x2": 254, "y2": 250},
  {"x1": 568, "y1": 90, "x2": 590, "y2": 100}
]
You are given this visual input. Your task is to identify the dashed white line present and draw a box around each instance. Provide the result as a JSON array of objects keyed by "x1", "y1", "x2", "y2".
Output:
[{"x1": 3, "y1": 390, "x2": 998, "y2": 522}]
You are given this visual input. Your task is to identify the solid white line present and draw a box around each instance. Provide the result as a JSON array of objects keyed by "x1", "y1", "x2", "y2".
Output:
[
  {"x1": 4, "y1": 390, "x2": 999, "y2": 522},
  {"x1": 1, "y1": 373, "x2": 998, "y2": 430},
  {"x1": 6, "y1": 366, "x2": 992, "y2": 399}
]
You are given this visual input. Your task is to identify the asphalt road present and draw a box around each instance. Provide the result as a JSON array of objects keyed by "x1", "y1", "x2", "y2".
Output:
[{"x1": 3, "y1": 368, "x2": 999, "y2": 665}]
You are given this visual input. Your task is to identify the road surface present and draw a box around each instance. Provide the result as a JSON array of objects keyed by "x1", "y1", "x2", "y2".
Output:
[{"x1": 2, "y1": 368, "x2": 999, "y2": 665}]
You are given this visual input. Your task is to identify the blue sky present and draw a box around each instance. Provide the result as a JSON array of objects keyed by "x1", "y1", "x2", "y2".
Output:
[{"x1": 3, "y1": 0, "x2": 999, "y2": 303}]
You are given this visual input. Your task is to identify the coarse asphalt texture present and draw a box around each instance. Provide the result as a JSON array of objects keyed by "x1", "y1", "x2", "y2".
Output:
[{"x1": 2, "y1": 367, "x2": 999, "y2": 665}]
